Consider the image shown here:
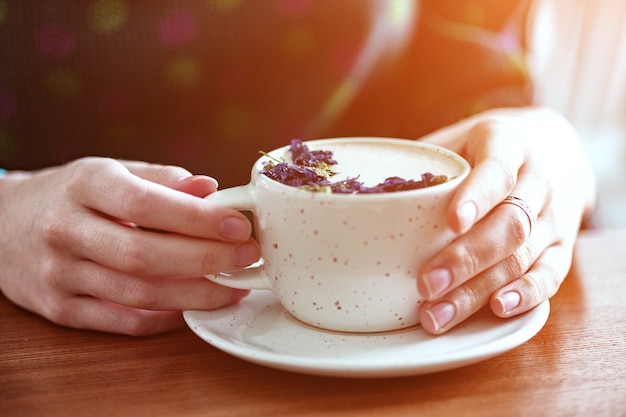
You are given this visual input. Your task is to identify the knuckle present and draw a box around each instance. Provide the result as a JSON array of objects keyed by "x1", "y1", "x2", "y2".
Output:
[
  {"x1": 66, "y1": 157, "x2": 150, "y2": 222},
  {"x1": 37, "y1": 252, "x2": 73, "y2": 292},
  {"x1": 43, "y1": 296, "x2": 75, "y2": 327},
  {"x1": 40, "y1": 260, "x2": 64, "y2": 288},
  {"x1": 115, "y1": 237, "x2": 153, "y2": 274},
  {"x1": 201, "y1": 247, "x2": 224, "y2": 274},
  {"x1": 488, "y1": 156, "x2": 516, "y2": 191},
  {"x1": 39, "y1": 214, "x2": 71, "y2": 248},
  {"x1": 506, "y1": 246, "x2": 532, "y2": 278},
  {"x1": 65, "y1": 157, "x2": 111, "y2": 196},
  {"x1": 469, "y1": 119, "x2": 517, "y2": 187},
  {"x1": 459, "y1": 282, "x2": 484, "y2": 307},
  {"x1": 469, "y1": 117, "x2": 504, "y2": 138},
  {"x1": 180, "y1": 202, "x2": 204, "y2": 231},
  {"x1": 447, "y1": 241, "x2": 482, "y2": 280},
  {"x1": 205, "y1": 289, "x2": 231, "y2": 309},
  {"x1": 504, "y1": 209, "x2": 529, "y2": 244},
  {"x1": 499, "y1": 162, "x2": 517, "y2": 191},
  {"x1": 117, "y1": 313, "x2": 157, "y2": 337},
  {"x1": 537, "y1": 264, "x2": 563, "y2": 298},
  {"x1": 121, "y1": 182, "x2": 151, "y2": 221},
  {"x1": 125, "y1": 281, "x2": 159, "y2": 310},
  {"x1": 519, "y1": 267, "x2": 562, "y2": 305},
  {"x1": 471, "y1": 115, "x2": 517, "y2": 140},
  {"x1": 519, "y1": 273, "x2": 543, "y2": 305}
]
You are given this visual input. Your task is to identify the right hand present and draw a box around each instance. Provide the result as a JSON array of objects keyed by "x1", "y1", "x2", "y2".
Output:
[
  {"x1": 416, "y1": 107, "x2": 595, "y2": 334},
  {"x1": 0, "y1": 157, "x2": 260, "y2": 335}
]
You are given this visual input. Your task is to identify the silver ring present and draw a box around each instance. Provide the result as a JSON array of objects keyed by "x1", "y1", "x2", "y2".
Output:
[{"x1": 500, "y1": 196, "x2": 535, "y2": 235}]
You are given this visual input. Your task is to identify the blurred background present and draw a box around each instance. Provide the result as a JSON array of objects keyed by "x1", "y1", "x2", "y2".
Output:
[
  {"x1": 1, "y1": 0, "x2": 623, "y2": 229},
  {"x1": 529, "y1": 0, "x2": 626, "y2": 229}
]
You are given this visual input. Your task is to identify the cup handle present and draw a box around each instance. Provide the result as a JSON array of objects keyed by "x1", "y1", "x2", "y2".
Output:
[
  {"x1": 204, "y1": 185, "x2": 270, "y2": 290},
  {"x1": 205, "y1": 183, "x2": 254, "y2": 210}
]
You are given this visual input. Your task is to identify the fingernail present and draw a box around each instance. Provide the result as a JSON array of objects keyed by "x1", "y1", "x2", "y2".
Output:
[
  {"x1": 423, "y1": 268, "x2": 452, "y2": 299},
  {"x1": 235, "y1": 240, "x2": 260, "y2": 267},
  {"x1": 458, "y1": 201, "x2": 477, "y2": 233},
  {"x1": 495, "y1": 291, "x2": 521, "y2": 315},
  {"x1": 205, "y1": 176, "x2": 219, "y2": 188},
  {"x1": 424, "y1": 302, "x2": 456, "y2": 332},
  {"x1": 195, "y1": 175, "x2": 219, "y2": 189},
  {"x1": 178, "y1": 174, "x2": 216, "y2": 184},
  {"x1": 220, "y1": 217, "x2": 251, "y2": 241}
]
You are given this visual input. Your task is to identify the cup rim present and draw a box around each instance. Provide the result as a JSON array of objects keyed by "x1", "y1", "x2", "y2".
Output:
[{"x1": 252, "y1": 137, "x2": 471, "y2": 199}]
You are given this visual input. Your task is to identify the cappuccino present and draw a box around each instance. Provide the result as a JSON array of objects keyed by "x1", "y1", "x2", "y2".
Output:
[{"x1": 267, "y1": 138, "x2": 463, "y2": 189}]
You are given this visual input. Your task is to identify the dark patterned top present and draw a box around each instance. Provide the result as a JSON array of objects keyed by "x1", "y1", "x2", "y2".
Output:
[{"x1": 0, "y1": 0, "x2": 532, "y2": 187}]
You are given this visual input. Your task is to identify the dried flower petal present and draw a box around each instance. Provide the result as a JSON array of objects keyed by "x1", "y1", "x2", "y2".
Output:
[{"x1": 260, "y1": 139, "x2": 448, "y2": 194}]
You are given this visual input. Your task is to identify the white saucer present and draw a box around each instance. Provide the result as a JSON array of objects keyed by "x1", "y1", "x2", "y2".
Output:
[{"x1": 184, "y1": 290, "x2": 550, "y2": 378}]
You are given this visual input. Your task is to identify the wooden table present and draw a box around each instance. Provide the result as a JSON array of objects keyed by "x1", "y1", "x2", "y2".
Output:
[{"x1": 2, "y1": 229, "x2": 625, "y2": 416}]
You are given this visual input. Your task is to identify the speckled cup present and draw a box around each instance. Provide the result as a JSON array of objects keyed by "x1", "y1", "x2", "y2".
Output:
[{"x1": 205, "y1": 138, "x2": 470, "y2": 333}]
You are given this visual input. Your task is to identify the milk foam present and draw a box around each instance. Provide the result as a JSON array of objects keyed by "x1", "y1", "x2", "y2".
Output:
[{"x1": 275, "y1": 139, "x2": 464, "y2": 186}]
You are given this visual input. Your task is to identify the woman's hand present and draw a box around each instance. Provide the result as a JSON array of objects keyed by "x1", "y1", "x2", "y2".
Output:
[
  {"x1": 0, "y1": 158, "x2": 260, "y2": 335},
  {"x1": 416, "y1": 106, "x2": 596, "y2": 334}
]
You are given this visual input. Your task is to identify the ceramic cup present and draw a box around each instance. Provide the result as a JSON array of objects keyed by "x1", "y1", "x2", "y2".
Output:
[{"x1": 205, "y1": 137, "x2": 470, "y2": 333}]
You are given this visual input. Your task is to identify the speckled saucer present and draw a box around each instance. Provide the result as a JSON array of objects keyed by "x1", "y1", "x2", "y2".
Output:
[{"x1": 184, "y1": 290, "x2": 550, "y2": 378}]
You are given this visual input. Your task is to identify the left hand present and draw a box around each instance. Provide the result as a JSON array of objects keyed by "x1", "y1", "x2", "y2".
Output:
[
  {"x1": 416, "y1": 106, "x2": 595, "y2": 334},
  {"x1": 0, "y1": 159, "x2": 259, "y2": 335}
]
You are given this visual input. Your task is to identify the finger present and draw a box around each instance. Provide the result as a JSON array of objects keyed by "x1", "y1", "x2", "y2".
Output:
[
  {"x1": 66, "y1": 158, "x2": 250, "y2": 241},
  {"x1": 494, "y1": 168, "x2": 547, "y2": 238},
  {"x1": 447, "y1": 118, "x2": 527, "y2": 234},
  {"x1": 55, "y1": 213, "x2": 260, "y2": 276},
  {"x1": 119, "y1": 160, "x2": 219, "y2": 197},
  {"x1": 171, "y1": 175, "x2": 220, "y2": 197},
  {"x1": 418, "y1": 120, "x2": 469, "y2": 154},
  {"x1": 418, "y1": 200, "x2": 534, "y2": 302},
  {"x1": 418, "y1": 162, "x2": 548, "y2": 301},
  {"x1": 54, "y1": 296, "x2": 188, "y2": 335},
  {"x1": 119, "y1": 160, "x2": 193, "y2": 181},
  {"x1": 417, "y1": 211, "x2": 515, "y2": 301},
  {"x1": 419, "y1": 218, "x2": 554, "y2": 334},
  {"x1": 60, "y1": 259, "x2": 249, "y2": 311},
  {"x1": 490, "y1": 241, "x2": 572, "y2": 318}
]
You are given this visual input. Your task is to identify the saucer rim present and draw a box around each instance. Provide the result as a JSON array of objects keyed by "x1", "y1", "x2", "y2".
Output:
[{"x1": 183, "y1": 291, "x2": 550, "y2": 378}]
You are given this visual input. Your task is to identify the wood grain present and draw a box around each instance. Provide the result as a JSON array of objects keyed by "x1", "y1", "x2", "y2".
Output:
[{"x1": 1, "y1": 229, "x2": 625, "y2": 417}]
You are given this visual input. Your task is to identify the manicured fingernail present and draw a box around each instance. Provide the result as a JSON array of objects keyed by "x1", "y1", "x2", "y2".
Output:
[
  {"x1": 220, "y1": 217, "x2": 251, "y2": 241},
  {"x1": 458, "y1": 201, "x2": 477, "y2": 233},
  {"x1": 495, "y1": 291, "x2": 521, "y2": 315},
  {"x1": 424, "y1": 302, "x2": 455, "y2": 332},
  {"x1": 423, "y1": 268, "x2": 452, "y2": 299},
  {"x1": 235, "y1": 240, "x2": 260, "y2": 266}
]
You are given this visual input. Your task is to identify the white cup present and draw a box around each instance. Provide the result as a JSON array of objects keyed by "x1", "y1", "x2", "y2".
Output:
[{"x1": 205, "y1": 137, "x2": 470, "y2": 333}]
